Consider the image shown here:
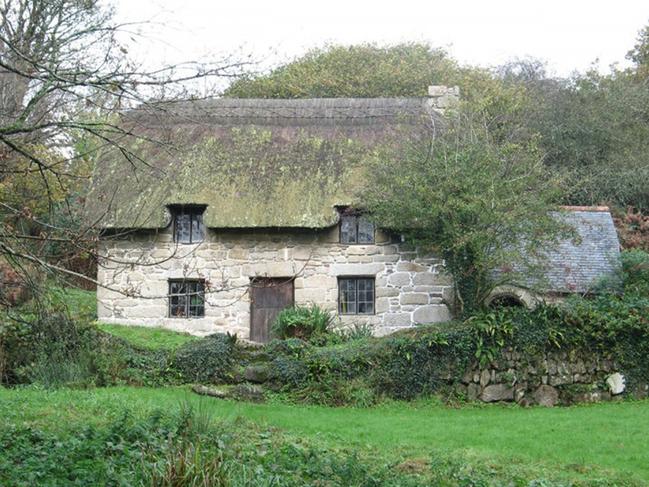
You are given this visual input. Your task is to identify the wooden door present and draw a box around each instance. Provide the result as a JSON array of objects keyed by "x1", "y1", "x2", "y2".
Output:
[{"x1": 250, "y1": 278, "x2": 294, "y2": 343}]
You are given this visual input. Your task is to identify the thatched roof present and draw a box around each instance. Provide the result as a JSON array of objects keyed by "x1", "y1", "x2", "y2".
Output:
[{"x1": 86, "y1": 97, "x2": 439, "y2": 229}]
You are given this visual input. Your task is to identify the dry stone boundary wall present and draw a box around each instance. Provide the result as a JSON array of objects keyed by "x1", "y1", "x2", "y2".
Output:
[{"x1": 458, "y1": 349, "x2": 642, "y2": 406}]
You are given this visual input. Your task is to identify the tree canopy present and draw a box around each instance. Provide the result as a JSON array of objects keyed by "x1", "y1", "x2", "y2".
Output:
[
  {"x1": 627, "y1": 23, "x2": 649, "y2": 81},
  {"x1": 361, "y1": 109, "x2": 566, "y2": 314}
]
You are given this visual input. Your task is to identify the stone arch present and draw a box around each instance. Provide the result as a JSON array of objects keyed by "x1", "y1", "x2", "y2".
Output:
[
  {"x1": 488, "y1": 294, "x2": 525, "y2": 308},
  {"x1": 485, "y1": 285, "x2": 539, "y2": 310}
]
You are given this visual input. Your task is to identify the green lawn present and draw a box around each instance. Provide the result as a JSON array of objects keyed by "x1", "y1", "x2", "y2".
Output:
[
  {"x1": 50, "y1": 286, "x2": 97, "y2": 321},
  {"x1": 48, "y1": 288, "x2": 196, "y2": 350},
  {"x1": 97, "y1": 323, "x2": 197, "y2": 350},
  {"x1": 2, "y1": 386, "x2": 648, "y2": 483}
]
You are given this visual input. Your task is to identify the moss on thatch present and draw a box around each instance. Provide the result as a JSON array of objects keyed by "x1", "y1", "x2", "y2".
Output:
[{"x1": 86, "y1": 98, "x2": 436, "y2": 229}]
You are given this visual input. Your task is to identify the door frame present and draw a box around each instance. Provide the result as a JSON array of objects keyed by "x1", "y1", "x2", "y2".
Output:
[{"x1": 249, "y1": 276, "x2": 295, "y2": 342}]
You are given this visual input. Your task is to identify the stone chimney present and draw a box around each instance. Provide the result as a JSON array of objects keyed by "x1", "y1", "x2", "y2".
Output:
[{"x1": 427, "y1": 85, "x2": 460, "y2": 111}]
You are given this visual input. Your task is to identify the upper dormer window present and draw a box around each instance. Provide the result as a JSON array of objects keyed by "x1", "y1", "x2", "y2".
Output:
[
  {"x1": 171, "y1": 205, "x2": 205, "y2": 244},
  {"x1": 339, "y1": 208, "x2": 374, "y2": 244}
]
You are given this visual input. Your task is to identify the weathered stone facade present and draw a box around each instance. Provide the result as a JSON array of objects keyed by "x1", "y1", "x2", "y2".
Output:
[{"x1": 97, "y1": 225, "x2": 453, "y2": 338}]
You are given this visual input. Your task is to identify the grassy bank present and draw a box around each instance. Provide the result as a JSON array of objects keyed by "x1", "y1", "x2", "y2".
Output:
[
  {"x1": 97, "y1": 323, "x2": 198, "y2": 350},
  {"x1": 2, "y1": 385, "x2": 648, "y2": 484}
]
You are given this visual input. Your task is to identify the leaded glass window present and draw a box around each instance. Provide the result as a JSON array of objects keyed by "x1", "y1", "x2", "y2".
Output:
[
  {"x1": 338, "y1": 277, "x2": 375, "y2": 315},
  {"x1": 340, "y1": 214, "x2": 374, "y2": 244},
  {"x1": 169, "y1": 280, "x2": 205, "y2": 317},
  {"x1": 173, "y1": 207, "x2": 205, "y2": 244}
]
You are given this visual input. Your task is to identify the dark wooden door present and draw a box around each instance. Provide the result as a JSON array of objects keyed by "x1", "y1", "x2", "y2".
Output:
[{"x1": 250, "y1": 278, "x2": 294, "y2": 343}]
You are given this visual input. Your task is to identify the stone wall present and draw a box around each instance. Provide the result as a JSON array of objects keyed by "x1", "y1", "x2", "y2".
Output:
[
  {"x1": 234, "y1": 343, "x2": 645, "y2": 407},
  {"x1": 97, "y1": 225, "x2": 453, "y2": 338},
  {"x1": 458, "y1": 349, "x2": 645, "y2": 406}
]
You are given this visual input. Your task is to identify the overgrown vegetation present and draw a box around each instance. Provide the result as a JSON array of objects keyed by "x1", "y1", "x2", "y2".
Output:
[
  {"x1": 0, "y1": 399, "x2": 442, "y2": 486},
  {"x1": 618, "y1": 249, "x2": 649, "y2": 296},
  {"x1": 0, "y1": 314, "x2": 244, "y2": 389},
  {"x1": 224, "y1": 43, "x2": 460, "y2": 99},
  {"x1": 173, "y1": 333, "x2": 239, "y2": 383},
  {"x1": 225, "y1": 37, "x2": 649, "y2": 218},
  {"x1": 264, "y1": 251, "x2": 649, "y2": 404},
  {"x1": 0, "y1": 312, "x2": 176, "y2": 387},
  {"x1": 287, "y1": 306, "x2": 640, "y2": 403}
]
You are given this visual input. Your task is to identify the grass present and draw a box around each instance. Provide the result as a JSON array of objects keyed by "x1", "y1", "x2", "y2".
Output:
[
  {"x1": 47, "y1": 287, "x2": 196, "y2": 351},
  {"x1": 97, "y1": 323, "x2": 198, "y2": 350},
  {"x1": 49, "y1": 286, "x2": 97, "y2": 322},
  {"x1": 2, "y1": 385, "x2": 648, "y2": 484}
]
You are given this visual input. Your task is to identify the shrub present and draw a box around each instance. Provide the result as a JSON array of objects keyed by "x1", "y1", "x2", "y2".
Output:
[
  {"x1": 270, "y1": 355, "x2": 310, "y2": 388},
  {"x1": 621, "y1": 249, "x2": 649, "y2": 296},
  {"x1": 369, "y1": 328, "x2": 472, "y2": 400},
  {"x1": 173, "y1": 333, "x2": 238, "y2": 383},
  {"x1": 271, "y1": 304, "x2": 334, "y2": 341},
  {"x1": 0, "y1": 312, "x2": 177, "y2": 388},
  {"x1": 0, "y1": 314, "x2": 95, "y2": 386},
  {"x1": 341, "y1": 322, "x2": 374, "y2": 341}
]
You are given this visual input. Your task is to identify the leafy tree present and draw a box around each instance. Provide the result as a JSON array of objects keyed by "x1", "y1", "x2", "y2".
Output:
[
  {"x1": 492, "y1": 55, "x2": 649, "y2": 212},
  {"x1": 225, "y1": 43, "x2": 532, "y2": 133},
  {"x1": 627, "y1": 21, "x2": 649, "y2": 81},
  {"x1": 224, "y1": 43, "x2": 459, "y2": 98},
  {"x1": 362, "y1": 109, "x2": 566, "y2": 315},
  {"x1": 521, "y1": 70, "x2": 649, "y2": 210}
]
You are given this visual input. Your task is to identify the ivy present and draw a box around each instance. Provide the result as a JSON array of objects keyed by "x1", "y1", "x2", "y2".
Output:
[{"x1": 267, "y1": 280, "x2": 649, "y2": 403}]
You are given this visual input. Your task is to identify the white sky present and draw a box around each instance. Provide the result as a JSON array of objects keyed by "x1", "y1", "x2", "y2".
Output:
[{"x1": 113, "y1": 0, "x2": 649, "y2": 79}]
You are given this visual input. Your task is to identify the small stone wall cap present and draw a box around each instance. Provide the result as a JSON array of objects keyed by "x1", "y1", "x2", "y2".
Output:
[
  {"x1": 427, "y1": 85, "x2": 460, "y2": 97},
  {"x1": 558, "y1": 205, "x2": 610, "y2": 212},
  {"x1": 606, "y1": 372, "x2": 625, "y2": 395}
]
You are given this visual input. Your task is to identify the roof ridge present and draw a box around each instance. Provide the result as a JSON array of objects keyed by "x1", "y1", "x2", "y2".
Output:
[{"x1": 559, "y1": 206, "x2": 611, "y2": 212}]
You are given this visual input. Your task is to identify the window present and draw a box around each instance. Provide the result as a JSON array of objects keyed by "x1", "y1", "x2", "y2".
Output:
[
  {"x1": 172, "y1": 206, "x2": 205, "y2": 244},
  {"x1": 340, "y1": 212, "x2": 374, "y2": 244},
  {"x1": 169, "y1": 280, "x2": 205, "y2": 317},
  {"x1": 338, "y1": 277, "x2": 375, "y2": 315},
  {"x1": 340, "y1": 208, "x2": 374, "y2": 244}
]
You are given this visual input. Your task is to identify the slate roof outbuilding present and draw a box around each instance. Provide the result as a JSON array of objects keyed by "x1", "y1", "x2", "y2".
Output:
[{"x1": 515, "y1": 208, "x2": 621, "y2": 294}]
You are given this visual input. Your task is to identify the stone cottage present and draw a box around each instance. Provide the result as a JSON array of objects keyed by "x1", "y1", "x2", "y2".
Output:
[{"x1": 87, "y1": 87, "x2": 620, "y2": 341}]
